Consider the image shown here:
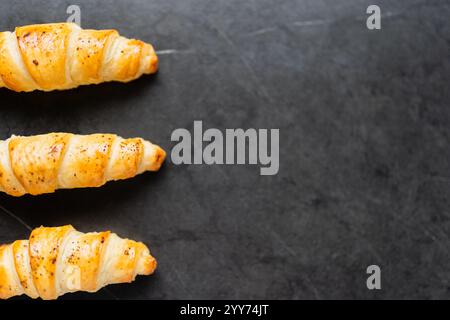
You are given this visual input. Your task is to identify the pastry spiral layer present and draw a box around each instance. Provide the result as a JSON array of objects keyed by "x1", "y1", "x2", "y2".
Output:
[
  {"x1": 0, "y1": 225, "x2": 157, "y2": 300},
  {"x1": 0, "y1": 132, "x2": 166, "y2": 196},
  {"x1": 0, "y1": 23, "x2": 158, "y2": 92}
]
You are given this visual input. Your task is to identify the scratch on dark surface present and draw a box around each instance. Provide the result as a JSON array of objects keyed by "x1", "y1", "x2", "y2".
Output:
[
  {"x1": 171, "y1": 264, "x2": 192, "y2": 298},
  {"x1": 243, "y1": 27, "x2": 278, "y2": 37},
  {"x1": 326, "y1": 203, "x2": 384, "y2": 262},
  {"x1": 245, "y1": 7, "x2": 413, "y2": 38},
  {"x1": 422, "y1": 228, "x2": 439, "y2": 242},
  {"x1": 293, "y1": 10, "x2": 406, "y2": 28},
  {"x1": 216, "y1": 166, "x2": 231, "y2": 182},
  {"x1": 156, "y1": 49, "x2": 196, "y2": 55},
  {"x1": 418, "y1": 175, "x2": 450, "y2": 245},
  {"x1": 269, "y1": 229, "x2": 322, "y2": 299},
  {"x1": 378, "y1": 174, "x2": 450, "y2": 251},
  {"x1": 293, "y1": 19, "x2": 331, "y2": 27},
  {"x1": 244, "y1": 19, "x2": 337, "y2": 37},
  {"x1": 0, "y1": 203, "x2": 32, "y2": 231},
  {"x1": 243, "y1": 20, "x2": 331, "y2": 37},
  {"x1": 355, "y1": 0, "x2": 446, "y2": 22},
  {"x1": 427, "y1": 174, "x2": 450, "y2": 184},
  {"x1": 159, "y1": 236, "x2": 192, "y2": 297},
  {"x1": 206, "y1": 20, "x2": 275, "y2": 104},
  {"x1": 103, "y1": 288, "x2": 120, "y2": 300},
  {"x1": 381, "y1": 11, "x2": 404, "y2": 19},
  {"x1": 421, "y1": 224, "x2": 450, "y2": 254},
  {"x1": 354, "y1": 10, "x2": 405, "y2": 21}
]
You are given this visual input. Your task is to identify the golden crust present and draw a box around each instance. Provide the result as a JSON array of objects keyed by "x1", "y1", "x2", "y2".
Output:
[
  {"x1": 144, "y1": 43, "x2": 158, "y2": 74},
  {"x1": 16, "y1": 23, "x2": 73, "y2": 90},
  {"x1": 148, "y1": 144, "x2": 166, "y2": 171},
  {"x1": 138, "y1": 242, "x2": 157, "y2": 275},
  {"x1": 0, "y1": 140, "x2": 26, "y2": 196},
  {"x1": 108, "y1": 138, "x2": 143, "y2": 180},
  {"x1": 0, "y1": 244, "x2": 15, "y2": 299},
  {"x1": 0, "y1": 133, "x2": 164, "y2": 196},
  {"x1": 0, "y1": 23, "x2": 158, "y2": 92},
  {"x1": 0, "y1": 32, "x2": 34, "y2": 91},
  {"x1": 115, "y1": 39, "x2": 144, "y2": 80},
  {"x1": 70, "y1": 29, "x2": 118, "y2": 84},
  {"x1": 12, "y1": 240, "x2": 38, "y2": 298},
  {"x1": 29, "y1": 225, "x2": 75, "y2": 300},
  {"x1": 0, "y1": 166, "x2": 25, "y2": 196},
  {"x1": 0, "y1": 226, "x2": 156, "y2": 299},
  {"x1": 64, "y1": 231, "x2": 110, "y2": 292},
  {"x1": 9, "y1": 133, "x2": 71, "y2": 195},
  {"x1": 61, "y1": 134, "x2": 114, "y2": 188},
  {"x1": 114, "y1": 239, "x2": 145, "y2": 283}
]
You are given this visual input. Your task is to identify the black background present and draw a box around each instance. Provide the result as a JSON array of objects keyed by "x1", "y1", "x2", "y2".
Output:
[{"x1": 0, "y1": 0, "x2": 449, "y2": 299}]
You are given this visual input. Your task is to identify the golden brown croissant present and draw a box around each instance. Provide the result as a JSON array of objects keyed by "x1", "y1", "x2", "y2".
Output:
[
  {"x1": 0, "y1": 23, "x2": 158, "y2": 92},
  {"x1": 0, "y1": 225, "x2": 157, "y2": 299},
  {"x1": 0, "y1": 132, "x2": 165, "y2": 196}
]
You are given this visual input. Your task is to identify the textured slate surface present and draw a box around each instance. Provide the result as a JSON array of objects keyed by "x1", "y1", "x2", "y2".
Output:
[{"x1": 0, "y1": 0, "x2": 449, "y2": 299}]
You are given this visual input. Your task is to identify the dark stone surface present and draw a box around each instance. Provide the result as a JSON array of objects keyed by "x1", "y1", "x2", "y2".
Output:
[{"x1": 0, "y1": 0, "x2": 449, "y2": 299}]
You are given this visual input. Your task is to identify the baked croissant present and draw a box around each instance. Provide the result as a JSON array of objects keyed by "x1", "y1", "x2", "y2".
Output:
[
  {"x1": 0, "y1": 132, "x2": 166, "y2": 196},
  {"x1": 0, "y1": 23, "x2": 158, "y2": 92},
  {"x1": 0, "y1": 225, "x2": 157, "y2": 299}
]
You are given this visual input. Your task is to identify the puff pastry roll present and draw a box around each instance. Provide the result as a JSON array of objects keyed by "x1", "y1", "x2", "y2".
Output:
[
  {"x1": 0, "y1": 225, "x2": 157, "y2": 299},
  {"x1": 0, "y1": 23, "x2": 158, "y2": 92},
  {"x1": 0, "y1": 132, "x2": 166, "y2": 196}
]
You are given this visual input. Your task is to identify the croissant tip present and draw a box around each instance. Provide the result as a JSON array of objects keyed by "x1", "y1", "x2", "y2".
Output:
[
  {"x1": 139, "y1": 252, "x2": 157, "y2": 275},
  {"x1": 149, "y1": 145, "x2": 166, "y2": 171},
  {"x1": 145, "y1": 43, "x2": 158, "y2": 74},
  {"x1": 148, "y1": 257, "x2": 157, "y2": 274},
  {"x1": 156, "y1": 146, "x2": 166, "y2": 163},
  {"x1": 149, "y1": 54, "x2": 158, "y2": 74}
]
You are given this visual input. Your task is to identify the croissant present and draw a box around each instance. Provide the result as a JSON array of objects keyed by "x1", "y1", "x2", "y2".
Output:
[
  {"x1": 0, "y1": 225, "x2": 156, "y2": 299},
  {"x1": 0, "y1": 23, "x2": 158, "y2": 92},
  {"x1": 0, "y1": 132, "x2": 166, "y2": 196}
]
